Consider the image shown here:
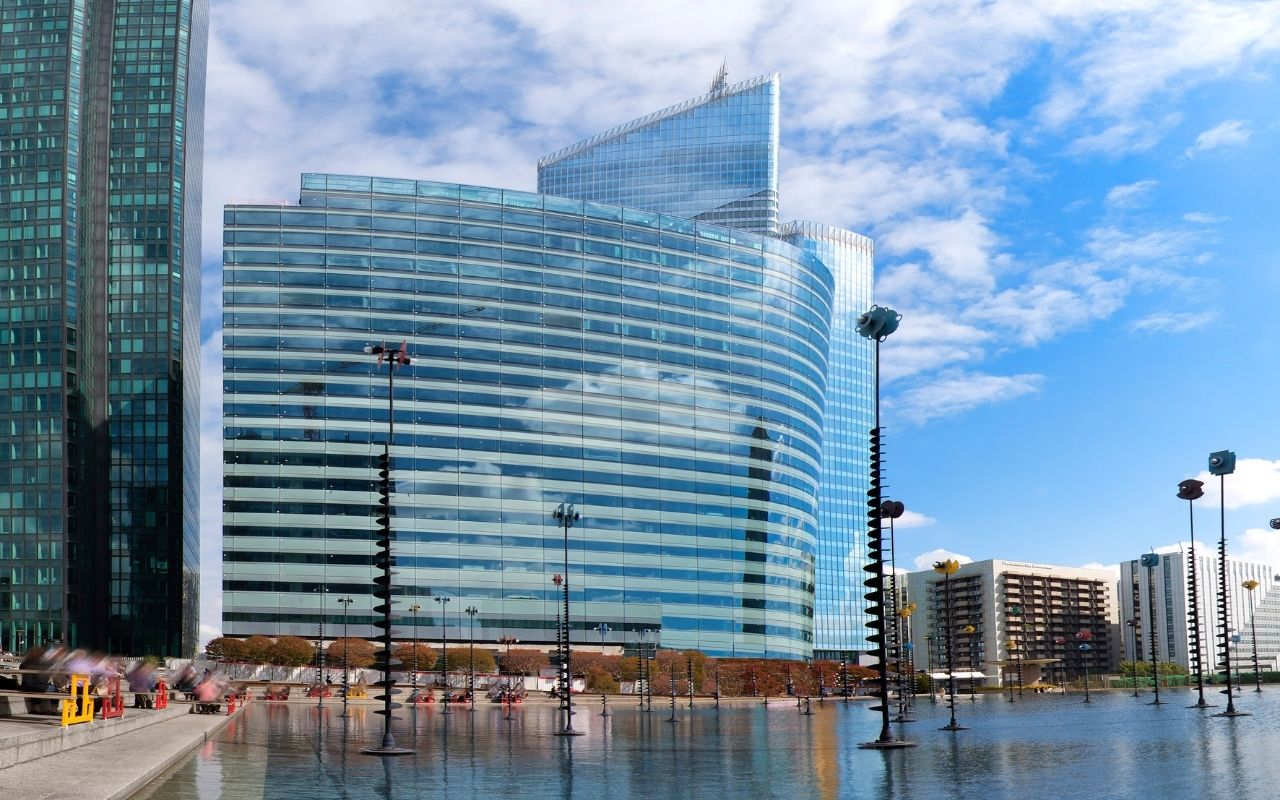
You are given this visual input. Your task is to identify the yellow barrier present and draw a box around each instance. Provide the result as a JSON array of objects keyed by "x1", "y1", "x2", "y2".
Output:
[{"x1": 61, "y1": 674, "x2": 94, "y2": 728}]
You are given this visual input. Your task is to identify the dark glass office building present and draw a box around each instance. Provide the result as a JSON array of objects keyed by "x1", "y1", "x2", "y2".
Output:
[
  {"x1": 223, "y1": 174, "x2": 832, "y2": 659},
  {"x1": 538, "y1": 74, "x2": 876, "y2": 658},
  {"x1": 0, "y1": 0, "x2": 206, "y2": 656}
]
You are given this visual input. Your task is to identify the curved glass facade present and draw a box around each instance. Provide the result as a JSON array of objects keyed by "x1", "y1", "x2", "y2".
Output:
[
  {"x1": 780, "y1": 222, "x2": 875, "y2": 656},
  {"x1": 223, "y1": 174, "x2": 832, "y2": 658}
]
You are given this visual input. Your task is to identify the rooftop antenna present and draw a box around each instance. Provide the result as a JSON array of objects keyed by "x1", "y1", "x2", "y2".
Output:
[{"x1": 709, "y1": 60, "x2": 728, "y2": 93}]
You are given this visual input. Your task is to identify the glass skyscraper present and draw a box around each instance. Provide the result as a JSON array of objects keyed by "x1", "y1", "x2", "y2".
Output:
[
  {"x1": 223, "y1": 174, "x2": 832, "y2": 659},
  {"x1": 0, "y1": 0, "x2": 206, "y2": 656},
  {"x1": 538, "y1": 73, "x2": 779, "y2": 236},
  {"x1": 538, "y1": 75, "x2": 876, "y2": 657}
]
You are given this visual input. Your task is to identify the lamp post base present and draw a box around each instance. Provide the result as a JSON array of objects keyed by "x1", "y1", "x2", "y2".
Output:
[
  {"x1": 554, "y1": 729, "x2": 586, "y2": 736},
  {"x1": 1213, "y1": 710, "x2": 1251, "y2": 718},
  {"x1": 361, "y1": 747, "x2": 415, "y2": 756},
  {"x1": 939, "y1": 722, "x2": 968, "y2": 731},
  {"x1": 1188, "y1": 700, "x2": 1216, "y2": 708},
  {"x1": 858, "y1": 739, "x2": 917, "y2": 749}
]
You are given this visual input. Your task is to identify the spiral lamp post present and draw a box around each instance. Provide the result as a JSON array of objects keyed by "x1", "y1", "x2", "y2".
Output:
[
  {"x1": 853, "y1": 305, "x2": 913, "y2": 750},
  {"x1": 552, "y1": 502, "x2": 584, "y2": 736},
  {"x1": 1178, "y1": 478, "x2": 1214, "y2": 708},
  {"x1": 360, "y1": 340, "x2": 413, "y2": 756},
  {"x1": 1243, "y1": 581, "x2": 1263, "y2": 692},
  {"x1": 935, "y1": 559, "x2": 966, "y2": 731},
  {"x1": 1208, "y1": 450, "x2": 1248, "y2": 718},
  {"x1": 1139, "y1": 553, "x2": 1164, "y2": 705}
]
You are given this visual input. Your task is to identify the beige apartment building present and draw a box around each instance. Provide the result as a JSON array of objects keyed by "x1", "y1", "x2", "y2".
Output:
[{"x1": 901, "y1": 560, "x2": 1120, "y2": 688}]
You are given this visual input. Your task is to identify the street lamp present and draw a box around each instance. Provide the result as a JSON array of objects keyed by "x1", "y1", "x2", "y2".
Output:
[
  {"x1": 434, "y1": 596, "x2": 451, "y2": 715},
  {"x1": 924, "y1": 633, "x2": 937, "y2": 703},
  {"x1": 897, "y1": 603, "x2": 918, "y2": 719},
  {"x1": 498, "y1": 636, "x2": 518, "y2": 720},
  {"x1": 1079, "y1": 642, "x2": 1094, "y2": 701},
  {"x1": 337, "y1": 596, "x2": 354, "y2": 717},
  {"x1": 465, "y1": 606, "x2": 479, "y2": 705},
  {"x1": 1125, "y1": 618, "x2": 1140, "y2": 697},
  {"x1": 313, "y1": 585, "x2": 329, "y2": 706},
  {"x1": 360, "y1": 339, "x2": 413, "y2": 756},
  {"x1": 595, "y1": 623, "x2": 611, "y2": 650},
  {"x1": 407, "y1": 602, "x2": 422, "y2": 702},
  {"x1": 1139, "y1": 553, "x2": 1164, "y2": 705},
  {"x1": 880, "y1": 499, "x2": 907, "y2": 707},
  {"x1": 934, "y1": 559, "x2": 966, "y2": 731},
  {"x1": 1243, "y1": 580, "x2": 1263, "y2": 692},
  {"x1": 1178, "y1": 478, "x2": 1214, "y2": 709},
  {"x1": 551, "y1": 502, "x2": 583, "y2": 736},
  {"x1": 854, "y1": 305, "x2": 914, "y2": 750},
  {"x1": 1208, "y1": 450, "x2": 1248, "y2": 717}
]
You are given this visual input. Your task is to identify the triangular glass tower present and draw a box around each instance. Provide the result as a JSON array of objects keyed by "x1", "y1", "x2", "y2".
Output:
[{"x1": 539, "y1": 74, "x2": 780, "y2": 236}]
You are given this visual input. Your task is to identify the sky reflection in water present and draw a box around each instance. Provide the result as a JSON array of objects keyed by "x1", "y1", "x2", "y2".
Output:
[{"x1": 137, "y1": 690, "x2": 1280, "y2": 800}]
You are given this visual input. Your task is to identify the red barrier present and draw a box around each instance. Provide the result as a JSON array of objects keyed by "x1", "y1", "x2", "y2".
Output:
[
  {"x1": 100, "y1": 676, "x2": 125, "y2": 719},
  {"x1": 227, "y1": 693, "x2": 237, "y2": 714},
  {"x1": 155, "y1": 680, "x2": 169, "y2": 709}
]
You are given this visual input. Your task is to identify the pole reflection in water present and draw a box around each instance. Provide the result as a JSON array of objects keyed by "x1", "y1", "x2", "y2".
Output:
[{"x1": 134, "y1": 693, "x2": 1280, "y2": 800}]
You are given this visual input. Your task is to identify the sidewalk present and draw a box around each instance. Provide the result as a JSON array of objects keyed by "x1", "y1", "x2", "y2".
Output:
[{"x1": 0, "y1": 705, "x2": 242, "y2": 800}]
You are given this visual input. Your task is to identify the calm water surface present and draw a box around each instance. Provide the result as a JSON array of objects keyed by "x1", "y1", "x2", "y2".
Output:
[{"x1": 137, "y1": 690, "x2": 1280, "y2": 800}]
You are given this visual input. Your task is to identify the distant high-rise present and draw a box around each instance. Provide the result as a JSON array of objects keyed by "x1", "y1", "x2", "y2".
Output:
[
  {"x1": 538, "y1": 72, "x2": 875, "y2": 659},
  {"x1": 539, "y1": 73, "x2": 780, "y2": 236},
  {"x1": 0, "y1": 0, "x2": 207, "y2": 656}
]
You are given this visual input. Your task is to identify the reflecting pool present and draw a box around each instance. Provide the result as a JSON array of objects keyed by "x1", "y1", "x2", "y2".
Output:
[{"x1": 137, "y1": 690, "x2": 1280, "y2": 800}]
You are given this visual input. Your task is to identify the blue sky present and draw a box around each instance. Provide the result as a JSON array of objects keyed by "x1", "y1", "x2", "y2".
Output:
[{"x1": 198, "y1": 0, "x2": 1280, "y2": 641}]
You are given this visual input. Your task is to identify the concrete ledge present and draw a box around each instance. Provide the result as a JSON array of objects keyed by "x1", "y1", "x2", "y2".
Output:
[
  {"x1": 0, "y1": 705, "x2": 194, "y2": 771},
  {"x1": 0, "y1": 702, "x2": 246, "y2": 800}
]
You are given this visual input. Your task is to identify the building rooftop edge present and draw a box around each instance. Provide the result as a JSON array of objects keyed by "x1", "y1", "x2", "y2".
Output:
[
  {"x1": 536, "y1": 73, "x2": 780, "y2": 169},
  {"x1": 779, "y1": 219, "x2": 874, "y2": 249},
  {"x1": 225, "y1": 172, "x2": 834, "y2": 290}
]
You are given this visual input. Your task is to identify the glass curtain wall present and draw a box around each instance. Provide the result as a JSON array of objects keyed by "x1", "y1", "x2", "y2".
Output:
[{"x1": 222, "y1": 174, "x2": 832, "y2": 659}]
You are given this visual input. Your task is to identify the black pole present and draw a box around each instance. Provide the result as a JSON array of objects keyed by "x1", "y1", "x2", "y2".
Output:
[
  {"x1": 437, "y1": 597, "x2": 451, "y2": 716},
  {"x1": 1127, "y1": 620, "x2": 1139, "y2": 698},
  {"x1": 553, "y1": 504, "x2": 582, "y2": 735},
  {"x1": 1248, "y1": 587, "x2": 1263, "y2": 692},
  {"x1": 362, "y1": 343, "x2": 413, "y2": 755},
  {"x1": 1146, "y1": 562, "x2": 1163, "y2": 704},
  {"x1": 940, "y1": 570, "x2": 964, "y2": 731},
  {"x1": 1181, "y1": 484, "x2": 1212, "y2": 709},
  {"x1": 1216, "y1": 473, "x2": 1245, "y2": 717},
  {"x1": 339, "y1": 597, "x2": 352, "y2": 718}
]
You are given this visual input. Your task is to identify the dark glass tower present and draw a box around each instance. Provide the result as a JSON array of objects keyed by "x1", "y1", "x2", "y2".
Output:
[{"x1": 0, "y1": 0, "x2": 206, "y2": 656}]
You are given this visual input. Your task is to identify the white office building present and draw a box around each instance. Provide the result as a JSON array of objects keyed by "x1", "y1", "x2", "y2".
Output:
[{"x1": 1119, "y1": 548, "x2": 1273, "y2": 674}]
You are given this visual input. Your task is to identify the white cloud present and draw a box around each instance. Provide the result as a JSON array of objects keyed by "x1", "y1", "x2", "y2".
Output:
[
  {"x1": 1183, "y1": 212, "x2": 1227, "y2": 224},
  {"x1": 1236, "y1": 527, "x2": 1280, "y2": 571},
  {"x1": 879, "y1": 209, "x2": 1000, "y2": 287},
  {"x1": 1193, "y1": 459, "x2": 1280, "y2": 510},
  {"x1": 1128, "y1": 310, "x2": 1217, "y2": 334},
  {"x1": 912, "y1": 549, "x2": 974, "y2": 572},
  {"x1": 1104, "y1": 179, "x2": 1158, "y2": 209},
  {"x1": 1080, "y1": 562, "x2": 1121, "y2": 581},
  {"x1": 896, "y1": 510, "x2": 938, "y2": 529},
  {"x1": 1186, "y1": 119, "x2": 1252, "y2": 158},
  {"x1": 889, "y1": 370, "x2": 1043, "y2": 425}
]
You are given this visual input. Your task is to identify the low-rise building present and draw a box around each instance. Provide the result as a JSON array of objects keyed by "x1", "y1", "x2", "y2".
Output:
[{"x1": 902, "y1": 560, "x2": 1120, "y2": 688}]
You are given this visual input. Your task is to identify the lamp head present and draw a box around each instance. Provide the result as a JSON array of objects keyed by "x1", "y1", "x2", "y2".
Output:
[
  {"x1": 855, "y1": 305, "x2": 902, "y2": 341},
  {"x1": 1270, "y1": 519, "x2": 1280, "y2": 530},
  {"x1": 878, "y1": 500, "x2": 906, "y2": 519},
  {"x1": 1208, "y1": 450, "x2": 1236, "y2": 476},
  {"x1": 1176, "y1": 479, "x2": 1205, "y2": 501},
  {"x1": 933, "y1": 559, "x2": 960, "y2": 575}
]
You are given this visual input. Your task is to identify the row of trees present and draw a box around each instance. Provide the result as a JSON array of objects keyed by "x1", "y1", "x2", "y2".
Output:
[
  {"x1": 206, "y1": 635, "x2": 506, "y2": 674},
  {"x1": 202, "y1": 636, "x2": 879, "y2": 695}
]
